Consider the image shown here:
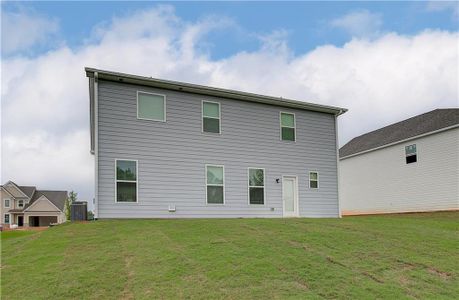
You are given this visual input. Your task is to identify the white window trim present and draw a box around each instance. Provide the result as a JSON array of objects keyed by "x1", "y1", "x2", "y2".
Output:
[
  {"x1": 309, "y1": 171, "x2": 319, "y2": 189},
  {"x1": 279, "y1": 111, "x2": 296, "y2": 142},
  {"x1": 136, "y1": 91, "x2": 167, "y2": 122},
  {"x1": 18, "y1": 199, "x2": 24, "y2": 208},
  {"x1": 205, "y1": 164, "x2": 225, "y2": 205},
  {"x1": 115, "y1": 159, "x2": 139, "y2": 204},
  {"x1": 405, "y1": 144, "x2": 418, "y2": 164},
  {"x1": 247, "y1": 167, "x2": 266, "y2": 205},
  {"x1": 202, "y1": 100, "x2": 221, "y2": 134},
  {"x1": 4, "y1": 213, "x2": 10, "y2": 224},
  {"x1": 4, "y1": 198, "x2": 10, "y2": 208}
]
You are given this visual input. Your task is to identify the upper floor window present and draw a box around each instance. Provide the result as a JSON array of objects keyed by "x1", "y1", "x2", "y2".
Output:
[
  {"x1": 309, "y1": 172, "x2": 319, "y2": 189},
  {"x1": 4, "y1": 199, "x2": 10, "y2": 208},
  {"x1": 116, "y1": 160, "x2": 138, "y2": 203},
  {"x1": 137, "y1": 91, "x2": 166, "y2": 122},
  {"x1": 206, "y1": 165, "x2": 224, "y2": 204},
  {"x1": 18, "y1": 200, "x2": 24, "y2": 208},
  {"x1": 280, "y1": 112, "x2": 295, "y2": 141},
  {"x1": 405, "y1": 144, "x2": 417, "y2": 164},
  {"x1": 248, "y1": 168, "x2": 265, "y2": 205},
  {"x1": 202, "y1": 101, "x2": 221, "y2": 133}
]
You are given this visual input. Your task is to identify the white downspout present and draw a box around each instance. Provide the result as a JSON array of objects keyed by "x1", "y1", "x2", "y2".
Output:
[
  {"x1": 335, "y1": 111, "x2": 342, "y2": 218},
  {"x1": 94, "y1": 72, "x2": 99, "y2": 219}
]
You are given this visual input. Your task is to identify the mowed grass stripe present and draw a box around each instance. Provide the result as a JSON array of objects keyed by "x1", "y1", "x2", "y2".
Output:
[{"x1": 1, "y1": 212, "x2": 458, "y2": 299}]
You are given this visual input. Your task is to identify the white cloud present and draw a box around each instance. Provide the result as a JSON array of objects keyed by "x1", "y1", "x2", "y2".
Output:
[
  {"x1": 1, "y1": 7, "x2": 59, "y2": 55},
  {"x1": 330, "y1": 9, "x2": 383, "y2": 38},
  {"x1": 2, "y1": 5, "x2": 458, "y2": 206}
]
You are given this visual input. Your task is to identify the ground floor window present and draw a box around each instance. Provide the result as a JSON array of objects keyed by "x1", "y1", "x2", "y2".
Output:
[
  {"x1": 309, "y1": 172, "x2": 319, "y2": 189},
  {"x1": 4, "y1": 214, "x2": 10, "y2": 224},
  {"x1": 206, "y1": 165, "x2": 225, "y2": 204},
  {"x1": 248, "y1": 168, "x2": 265, "y2": 204},
  {"x1": 116, "y1": 159, "x2": 138, "y2": 203}
]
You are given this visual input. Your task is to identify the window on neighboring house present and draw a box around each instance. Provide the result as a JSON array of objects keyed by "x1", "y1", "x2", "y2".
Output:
[
  {"x1": 137, "y1": 91, "x2": 166, "y2": 121},
  {"x1": 18, "y1": 200, "x2": 24, "y2": 208},
  {"x1": 309, "y1": 172, "x2": 319, "y2": 189},
  {"x1": 202, "y1": 101, "x2": 221, "y2": 133},
  {"x1": 4, "y1": 199, "x2": 10, "y2": 208},
  {"x1": 116, "y1": 160, "x2": 138, "y2": 203},
  {"x1": 280, "y1": 112, "x2": 296, "y2": 141},
  {"x1": 405, "y1": 144, "x2": 417, "y2": 164},
  {"x1": 248, "y1": 168, "x2": 265, "y2": 205},
  {"x1": 206, "y1": 165, "x2": 224, "y2": 204},
  {"x1": 4, "y1": 214, "x2": 9, "y2": 224}
]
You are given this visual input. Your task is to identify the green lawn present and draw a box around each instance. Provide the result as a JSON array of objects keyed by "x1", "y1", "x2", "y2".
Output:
[{"x1": 1, "y1": 212, "x2": 458, "y2": 299}]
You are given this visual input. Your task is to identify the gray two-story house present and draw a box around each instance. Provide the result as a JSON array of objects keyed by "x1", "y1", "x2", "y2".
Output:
[{"x1": 86, "y1": 68, "x2": 347, "y2": 219}]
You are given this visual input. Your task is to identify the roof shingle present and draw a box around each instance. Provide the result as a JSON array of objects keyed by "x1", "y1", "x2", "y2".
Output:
[
  {"x1": 339, "y1": 109, "x2": 459, "y2": 158},
  {"x1": 28, "y1": 191, "x2": 68, "y2": 211}
]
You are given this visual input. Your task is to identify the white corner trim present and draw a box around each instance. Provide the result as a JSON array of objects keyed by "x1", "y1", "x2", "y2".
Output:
[
  {"x1": 340, "y1": 124, "x2": 459, "y2": 161},
  {"x1": 334, "y1": 114, "x2": 341, "y2": 218},
  {"x1": 94, "y1": 72, "x2": 99, "y2": 218}
]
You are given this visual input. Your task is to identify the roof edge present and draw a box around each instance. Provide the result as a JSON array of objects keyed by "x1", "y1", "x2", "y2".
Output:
[
  {"x1": 340, "y1": 124, "x2": 459, "y2": 160},
  {"x1": 85, "y1": 67, "x2": 347, "y2": 116}
]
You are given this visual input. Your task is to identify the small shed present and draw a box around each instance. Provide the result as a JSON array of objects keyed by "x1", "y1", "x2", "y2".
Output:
[{"x1": 70, "y1": 201, "x2": 87, "y2": 221}]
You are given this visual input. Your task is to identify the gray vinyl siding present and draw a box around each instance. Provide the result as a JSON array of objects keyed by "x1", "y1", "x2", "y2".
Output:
[
  {"x1": 340, "y1": 128, "x2": 459, "y2": 215},
  {"x1": 97, "y1": 80, "x2": 339, "y2": 218}
]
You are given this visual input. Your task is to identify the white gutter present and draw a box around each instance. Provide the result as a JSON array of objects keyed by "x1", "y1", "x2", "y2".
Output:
[
  {"x1": 340, "y1": 124, "x2": 459, "y2": 161},
  {"x1": 85, "y1": 67, "x2": 347, "y2": 116},
  {"x1": 94, "y1": 72, "x2": 99, "y2": 219}
]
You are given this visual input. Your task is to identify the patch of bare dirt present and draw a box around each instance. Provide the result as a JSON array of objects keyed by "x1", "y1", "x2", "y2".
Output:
[
  {"x1": 121, "y1": 254, "x2": 135, "y2": 300},
  {"x1": 428, "y1": 268, "x2": 452, "y2": 280}
]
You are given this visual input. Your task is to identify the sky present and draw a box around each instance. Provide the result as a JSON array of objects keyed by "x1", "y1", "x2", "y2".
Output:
[{"x1": 1, "y1": 1, "x2": 458, "y2": 206}]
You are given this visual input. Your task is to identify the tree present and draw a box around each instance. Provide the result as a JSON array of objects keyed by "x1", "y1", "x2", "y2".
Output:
[
  {"x1": 66, "y1": 191, "x2": 78, "y2": 221},
  {"x1": 69, "y1": 191, "x2": 78, "y2": 203},
  {"x1": 65, "y1": 198, "x2": 71, "y2": 221}
]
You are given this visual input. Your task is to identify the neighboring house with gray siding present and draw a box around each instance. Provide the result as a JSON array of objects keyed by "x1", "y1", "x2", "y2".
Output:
[
  {"x1": 339, "y1": 109, "x2": 459, "y2": 215},
  {"x1": 1, "y1": 181, "x2": 67, "y2": 227},
  {"x1": 86, "y1": 68, "x2": 347, "y2": 218}
]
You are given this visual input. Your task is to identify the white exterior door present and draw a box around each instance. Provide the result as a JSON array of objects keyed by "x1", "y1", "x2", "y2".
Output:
[{"x1": 283, "y1": 176, "x2": 299, "y2": 217}]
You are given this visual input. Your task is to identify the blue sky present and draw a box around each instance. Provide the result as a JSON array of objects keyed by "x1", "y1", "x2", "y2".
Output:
[
  {"x1": 2, "y1": 1, "x2": 458, "y2": 59},
  {"x1": 1, "y1": 1, "x2": 458, "y2": 203}
]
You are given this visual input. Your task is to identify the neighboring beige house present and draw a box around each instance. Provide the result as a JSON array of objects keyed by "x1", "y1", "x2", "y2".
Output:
[
  {"x1": 339, "y1": 109, "x2": 459, "y2": 215},
  {"x1": 1, "y1": 181, "x2": 67, "y2": 227}
]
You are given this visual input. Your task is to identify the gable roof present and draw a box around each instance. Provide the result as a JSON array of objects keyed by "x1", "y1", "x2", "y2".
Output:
[
  {"x1": 86, "y1": 67, "x2": 347, "y2": 154},
  {"x1": 2, "y1": 181, "x2": 31, "y2": 198},
  {"x1": 27, "y1": 191, "x2": 68, "y2": 211},
  {"x1": 17, "y1": 186, "x2": 36, "y2": 198},
  {"x1": 340, "y1": 109, "x2": 459, "y2": 159},
  {"x1": 2, "y1": 181, "x2": 68, "y2": 212}
]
